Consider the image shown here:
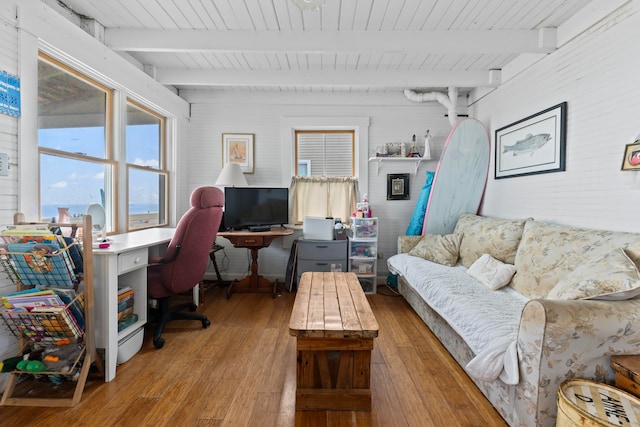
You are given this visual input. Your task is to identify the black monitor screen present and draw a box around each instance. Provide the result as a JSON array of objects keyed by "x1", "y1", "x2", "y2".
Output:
[{"x1": 223, "y1": 187, "x2": 289, "y2": 230}]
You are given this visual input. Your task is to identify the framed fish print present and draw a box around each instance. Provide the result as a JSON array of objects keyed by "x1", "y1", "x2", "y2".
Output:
[
  {"x1": 495, "y1": 102, "x2": 567, "y2": 179},
  {"x1": 222, "y1": 133, "x2": 254, "y2": 173}
]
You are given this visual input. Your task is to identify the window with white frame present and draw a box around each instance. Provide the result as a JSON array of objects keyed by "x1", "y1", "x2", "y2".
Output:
[
  {"x1": 126, "y1": 100, "x2": 168, "y2": 230},
  {"x1": 290, "y1": 130, "x2": 358, "y2": 224},
  {"x1": 295, "y1": 130, "x2": 354, "y2": 176},
  {"x1": 38, "y1": 53, "x2": 115, "y2": 229}
]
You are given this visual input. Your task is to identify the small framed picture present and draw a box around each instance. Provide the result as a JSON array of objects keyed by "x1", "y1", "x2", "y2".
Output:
[
  {"x1": 384, "y1": 142, "x2": 406, "y2": 157},
  {"x1": 621, "y1": 141, "x2": 640, "y2": 171},
  {"x1": 387, "y1": 173, "x2": 409, "y2": 200},
  {"x1": 222, "y1": 133, "x2": 254, "y2": 173}
]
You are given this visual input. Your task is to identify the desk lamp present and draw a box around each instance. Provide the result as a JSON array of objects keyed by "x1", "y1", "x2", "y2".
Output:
[
  {"x1": 215, "y1": 162, "x2": 248, "y2": 188},
  {"x1": 214, "y1": 162, "x2": 247, "y2": 235}
]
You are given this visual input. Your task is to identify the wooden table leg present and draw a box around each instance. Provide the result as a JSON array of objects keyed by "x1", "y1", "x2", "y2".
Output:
[
  {"x1": 295, "y1": 338, "x2": 373, "y2": 411},
  {"x1": 227, "y1": 247, "x2": 277, "y2": 297}
]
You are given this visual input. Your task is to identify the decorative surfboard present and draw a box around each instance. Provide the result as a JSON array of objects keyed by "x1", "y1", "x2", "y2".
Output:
[{"x1": 422, "y1": 118, "x2": 490, "y2": 235}]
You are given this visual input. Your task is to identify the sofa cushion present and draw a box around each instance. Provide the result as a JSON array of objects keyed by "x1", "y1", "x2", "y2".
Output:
[
  {"x1": 467, "y1": 254, "x2": 516, "y2": 291},
  {"x1": 512, "y1": 221, "x2": 640, "y2": 299},
  {"x1": 453, "y1": 213, "x2": 529, "y2": 268},
  {"x1": 547, "y1": 249, "x2": 640, "y2": 300},
  {"x1": 408, "y1": 233, "x2": 461, "y2": 266}
]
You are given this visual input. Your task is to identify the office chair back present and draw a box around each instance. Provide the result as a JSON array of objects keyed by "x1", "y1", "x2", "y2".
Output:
[{"x1": 148, "y1": 186, "x2": 224, "y2": 299}]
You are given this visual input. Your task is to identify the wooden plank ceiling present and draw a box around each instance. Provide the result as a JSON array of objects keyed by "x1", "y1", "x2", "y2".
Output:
[{"x1": 48, "y1": 0, "x2": 595, "y2": 94}]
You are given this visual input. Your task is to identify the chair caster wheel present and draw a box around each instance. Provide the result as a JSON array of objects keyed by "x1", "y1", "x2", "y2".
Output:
[
  {"x1": 153, "y1": 337, "x2": 165, "y2": 349},
  {"x1": 188, "y1": 303, "x2": 197, "y2": 312},
  {"x1": 202, "y1": 319, "x2": 211, "y2": 329}
]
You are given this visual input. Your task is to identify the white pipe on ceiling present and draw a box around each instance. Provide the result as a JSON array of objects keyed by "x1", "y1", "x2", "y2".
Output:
[{"x1": 404, "y1": 87, "x2": 459, "y2": 127}]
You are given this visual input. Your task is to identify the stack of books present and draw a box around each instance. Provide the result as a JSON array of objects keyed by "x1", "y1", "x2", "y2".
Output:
[
  {"x1": 117, "y1": 287, "x2": 137, "y2": 332},
  {"x1": 0, "y1": 288, "x2": 84, "y2": 341}
]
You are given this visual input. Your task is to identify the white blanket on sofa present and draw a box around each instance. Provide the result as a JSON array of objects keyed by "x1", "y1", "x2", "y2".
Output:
[{"x1": 387, "y1": 253, "x2": 529, "y2": 385}]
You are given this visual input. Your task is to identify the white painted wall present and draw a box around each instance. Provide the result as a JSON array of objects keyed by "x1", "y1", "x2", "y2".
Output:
[
  {"x1": 471, "y1": 2, "x2": 640, "y2": 232},
  {"x1": 183, "y1": 90, "x2": 458, "y2": 281}
]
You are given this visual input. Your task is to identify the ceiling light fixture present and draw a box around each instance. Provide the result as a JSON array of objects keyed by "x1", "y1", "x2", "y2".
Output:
[{"x1": 291, "y1": 0, "x2": 326, "y2": 11}]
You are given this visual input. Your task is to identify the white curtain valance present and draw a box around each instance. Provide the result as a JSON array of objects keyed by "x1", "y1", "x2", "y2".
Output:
[{"x1": 289, "y1": 176, "x2": 358, "y2": 224}]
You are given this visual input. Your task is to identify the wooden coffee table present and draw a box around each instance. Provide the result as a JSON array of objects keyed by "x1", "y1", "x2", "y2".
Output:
[{"x1": 289, "y1": 271, "x2": 379, "y2": 411}]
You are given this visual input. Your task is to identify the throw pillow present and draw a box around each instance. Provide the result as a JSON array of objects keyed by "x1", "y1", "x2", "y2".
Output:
[
  {"x1": 512, "y1": 221, "x2": 640, "y2": 299},
  {"x1": 406, "y1": 171, "x2": 434, "y2": 235},
  {"x1": 467, "y1": 253, "x2": 516, "y2": 291},
  {"x1": 453, "y1": 213, "x2": 530, "y2": 268},
  {"x1": 408, "y1": 233, "x2": 461, "y2": 266},
  {"x1": 547, "y1": 249, "x2": 640, "y2": 300}
]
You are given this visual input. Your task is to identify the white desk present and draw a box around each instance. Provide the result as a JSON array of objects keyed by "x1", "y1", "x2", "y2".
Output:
[{"x1": 92, "y1": 227, "x2": 175, "y2": 381}]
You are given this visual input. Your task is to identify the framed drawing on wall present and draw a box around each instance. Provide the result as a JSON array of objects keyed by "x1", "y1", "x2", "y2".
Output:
[
  {"x1": 387, "y1": 173, "x2": 409, "y2": 200},
  {"x1": 495, "y1": 102, "x2": 567, "y2": 179},
  {"x1": 621, "y1": 141, "x2": 640, "y2": 171},
  {"x1": 222, "y1": 133, "x2": 254, "y2": 173}
]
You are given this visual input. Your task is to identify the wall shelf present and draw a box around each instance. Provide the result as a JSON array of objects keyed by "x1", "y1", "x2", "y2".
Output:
[{"x1": 368, "y1": 157, "x2": 432, "y2": 175}]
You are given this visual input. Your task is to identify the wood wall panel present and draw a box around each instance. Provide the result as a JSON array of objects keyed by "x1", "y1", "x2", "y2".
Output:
[
  {"x1": 0, "y1": 2, "x2": 20, "y2": 388},
  {"x1": 472, "y1": 3, "x2": 640, "y2": 232}
]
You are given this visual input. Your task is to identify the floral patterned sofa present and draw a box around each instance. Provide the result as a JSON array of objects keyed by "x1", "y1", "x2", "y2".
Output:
[{"x1": 387, "y1": 213, "x2": 640, "y2": 427}]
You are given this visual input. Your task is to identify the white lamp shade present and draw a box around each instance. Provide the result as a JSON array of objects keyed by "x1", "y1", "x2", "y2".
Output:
[{"x1": 215, "y1": 162, "x2": 248, "y2": 187}]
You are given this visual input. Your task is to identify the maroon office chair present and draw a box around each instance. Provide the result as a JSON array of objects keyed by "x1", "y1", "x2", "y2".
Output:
[{"x1": 147, "y1": 186, "x2": 224, "y2": 348}]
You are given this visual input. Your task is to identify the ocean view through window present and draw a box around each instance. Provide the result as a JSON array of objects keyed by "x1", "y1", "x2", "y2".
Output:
[
  {"x1": 38, "y1": 52, "x2": 169, "y2": 232},
  {"x1": 126, "y1": 100, "x2": 167, "y2": 230}
]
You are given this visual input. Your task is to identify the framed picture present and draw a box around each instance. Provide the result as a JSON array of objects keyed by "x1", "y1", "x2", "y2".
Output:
[
  {"x1": 387, "y1": 173, "x2": 409, "y2": 200},
  {"x1": 384, "y1": 142, "x2": 406, "y2": 157},
  {"x1": 495, "y1": 102, "x2": 567, "y2": 179},
  {"x1": 222, "y1": 133, "x2": 254, "y2": 173},
  {"x1": 621, "y1": 141, "x2": 640, "y2": 171}
]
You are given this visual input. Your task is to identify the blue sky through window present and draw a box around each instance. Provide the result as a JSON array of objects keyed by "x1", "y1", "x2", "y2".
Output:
[{"x1": 39, "y1": 125, "x2": 160, "y2": 217}]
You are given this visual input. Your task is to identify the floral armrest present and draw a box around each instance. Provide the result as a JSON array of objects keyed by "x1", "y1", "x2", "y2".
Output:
[
  {"x1": 397, "y1": 236, "x2": 423, "y2": 254},
  {"x1": 515, "y1": 298, "x2": 640, "y2": 426}
]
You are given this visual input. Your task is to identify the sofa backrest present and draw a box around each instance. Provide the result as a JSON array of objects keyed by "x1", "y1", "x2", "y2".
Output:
[
  {"x1": 453, "y1": 213, "x2": 530, "y2": 268},
  {"x1": 511, "y1": 220, "x2": 640, "y2": 299}
]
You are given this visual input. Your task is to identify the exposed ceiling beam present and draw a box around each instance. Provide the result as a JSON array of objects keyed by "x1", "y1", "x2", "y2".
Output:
[
  {"x1": 105, "y1": 29, "x2": 556, "y2": 54},
  {"x1": 156, "y1": 69, "x2": 500, "y2": 88}
]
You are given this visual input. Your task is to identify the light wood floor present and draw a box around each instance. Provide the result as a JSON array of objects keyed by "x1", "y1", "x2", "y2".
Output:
[{"x1": 1, "y1": 286, "x2": 507, "y2": 426}]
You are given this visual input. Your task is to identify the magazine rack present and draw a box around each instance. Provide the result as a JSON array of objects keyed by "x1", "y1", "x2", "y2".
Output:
[{"x1": 0, "y1": 214, "x2": 104, "y2": 407}]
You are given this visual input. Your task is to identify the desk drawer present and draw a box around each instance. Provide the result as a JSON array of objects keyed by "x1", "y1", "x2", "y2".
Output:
[
  {"x1": 118, "y1": 249, "x2": 148, "y2": 274},
  {"x1": 236, "y1": 236, "x2": 264, "y2": 247},
  {"x1": 297, "y1": 259, "x2": 347, "y2": 274},
  {"x1": 297, "y1": 240, "x2": 347, "y2": 260}
]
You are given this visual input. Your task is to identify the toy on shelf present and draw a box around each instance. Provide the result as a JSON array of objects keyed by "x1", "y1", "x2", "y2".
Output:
[
  {"x1": 352, "y1": 194, "x2": 373, "y2": 219},
  {"x1": 408, "y1": 134, "x2": 421, "y2": 157}
]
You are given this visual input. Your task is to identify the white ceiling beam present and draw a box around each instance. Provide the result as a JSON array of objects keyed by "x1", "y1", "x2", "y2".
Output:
[
  {"x1": 557, "y1": 0, "x2": 631, "y2": 46},
  {"x1": 105, "y1": 29, "x2": 556, "y2": 54},
  {"x1": 155, "y1": 68, "x2": 499, "y2": 88},
  {"x1": 498, "y1": 0, "x2": 631, "y2": 87}
]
